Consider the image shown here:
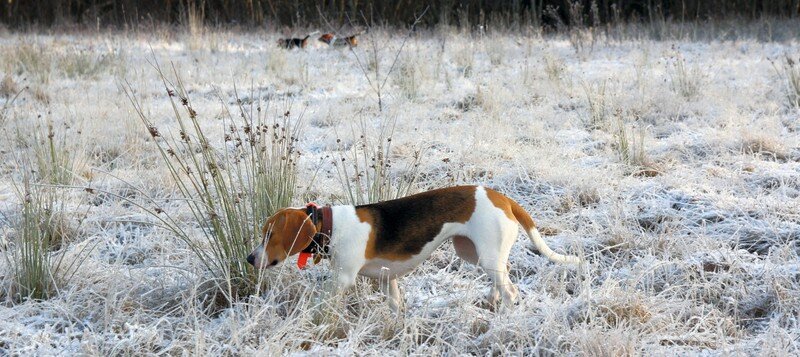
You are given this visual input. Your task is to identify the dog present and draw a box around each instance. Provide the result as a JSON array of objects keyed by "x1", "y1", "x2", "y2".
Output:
[
  {"x1": 318, "y1": 32, "x2": 359, "y2": 47},
  {"x1": 277, "y1": 35, "x2": 310, "y2": 49},
  {"x1": 247, "y1": 185, "x2": 580, "y2": 312}
]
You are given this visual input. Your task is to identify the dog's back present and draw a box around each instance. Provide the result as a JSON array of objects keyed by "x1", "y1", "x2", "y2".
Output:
[{"x1": 278, "y1": 34, "x2": 310, "y2": 49}]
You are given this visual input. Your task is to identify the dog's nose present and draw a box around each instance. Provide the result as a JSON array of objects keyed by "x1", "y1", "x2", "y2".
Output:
[{"x1": 246, "y1": 253, "x2": 255, "y2": 266}]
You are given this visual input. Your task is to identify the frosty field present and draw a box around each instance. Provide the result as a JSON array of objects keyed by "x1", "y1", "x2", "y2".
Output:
[{"x1": 1, "y1": 25, "x2": 799, "y2": 355}]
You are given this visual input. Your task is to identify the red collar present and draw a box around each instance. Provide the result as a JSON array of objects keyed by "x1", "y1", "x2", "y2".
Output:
[{"x1": 298, "y1": 203, "x2": 332, "y2": 269}]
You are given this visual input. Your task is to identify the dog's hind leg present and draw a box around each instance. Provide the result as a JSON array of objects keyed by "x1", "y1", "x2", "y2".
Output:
[
  {"x1": 482, "y1": 262, "x2": 518, "y2": 309},
  {"x1": 472, "y1": 219, "x2": 520, "y2": 309}
]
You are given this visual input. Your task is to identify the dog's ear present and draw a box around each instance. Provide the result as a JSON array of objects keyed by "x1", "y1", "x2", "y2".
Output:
[{"x1": 275, "y1": 209, "x2": 316, "y2": 256}]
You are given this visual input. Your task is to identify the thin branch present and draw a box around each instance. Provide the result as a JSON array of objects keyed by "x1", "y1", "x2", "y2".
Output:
[{"x1": 379, "y1": 6, "x2": 429, "y2": 91}]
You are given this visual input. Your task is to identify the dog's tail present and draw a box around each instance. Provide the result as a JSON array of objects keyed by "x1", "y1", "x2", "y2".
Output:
[{"x1": 510, "y1": 199, "x2": 581, "y2": 264}]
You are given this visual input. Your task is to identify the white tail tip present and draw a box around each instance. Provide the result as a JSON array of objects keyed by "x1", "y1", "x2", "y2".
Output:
[{"x1": 529, "y1": 228, "x2": 582, "y2": 265}]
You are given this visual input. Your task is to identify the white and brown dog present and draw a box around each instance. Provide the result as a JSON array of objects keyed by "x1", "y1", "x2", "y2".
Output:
[{"x1": 247, "y1": 185, "x2": 580, "y2": 312}]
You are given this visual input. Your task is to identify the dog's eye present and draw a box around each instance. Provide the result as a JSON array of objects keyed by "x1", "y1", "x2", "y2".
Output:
[{"x1": 269, "y1": 259, "x2": 278, "y2": 266}]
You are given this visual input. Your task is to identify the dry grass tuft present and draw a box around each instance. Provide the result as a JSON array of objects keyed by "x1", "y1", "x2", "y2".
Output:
[
  {"x1": 57, "y1": 49, "x2": 125, "y2": 79},
  {"x1": 29, "y1": 121, "x2": 82, "y2": 186},
  {"x1": 3, "y1": 126, "x2": 91, "y2": 303},
  {"x1": 3, "y1": 42, "x2": 53, "y2": 83},
  {"x1": 0, "y1": 26, "x2": 798, "y2": 355},
  {"x1": 453, "y1": 42, "x2": 475, "y2": 78},
  {"x1": 394, "y1": 55, "x2": 424, "y2": 101},
  {"x1": 581, "y1": 80, "x2": 610, "y2": 129},
  {"x1": 772, "y1": 54, "x2": 800, "y2": 108},
  {"x1": 122, "y1": 62, "x2": 301, "y2": 307},
  {"x1": 1, "y1": 74, "x2": 19, "y2": 98},
  {"x1": 740, "y1": 135, "x2": 788, "y2": 161},
  {"x1": 334, "y1": 117, "x2": 423, "y2": 205},
  {"x1": 612, "y1": 112, "x2": 659, "y2": 175},
  {"x1": 666, "y1": 53, "x2": 706, "y2": 100}
]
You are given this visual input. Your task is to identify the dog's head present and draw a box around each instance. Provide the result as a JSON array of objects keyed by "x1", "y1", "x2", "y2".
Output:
[
  {"x1": 247, "y1": 208, "x2": 317, "y2": 269},
  {"x1": 318, "y1": 33, "x2": 334, "y2": 45}
]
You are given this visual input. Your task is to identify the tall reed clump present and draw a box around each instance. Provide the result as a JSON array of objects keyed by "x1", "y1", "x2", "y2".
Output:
[
  {"x1": 666, "y1": 53, "x2": 705, "y2": 100},
  {"x1": 3, "y1": 122, "x2": 89, "y2": 303},
  {"x1": 581, "y1": 80, "x2": 610, "y2": 129},
  {"x1": 772, "y1": 54, "x2": 800, "y2": 109},
  {"x1": 3, "y1": 179, "x2": 87, "y2": 302},
  {"x1": 2, "y1": 42, "x2": 53, "y2": 84},
  {"x1": 612, "y1": 111, "x2": 658, "y2": 176},
  {"x1": 122, "y1": 63, "x2": 301, "y2": 306},
  {"x1": 32, "y1": 121, "x2": 80, "y2": 186},
  {"x1": 333, "y1": 117, "x2": 423, "y2": 205},
  {"x1": 393, "y1": 55, "x2": 422, "y2": 101}
]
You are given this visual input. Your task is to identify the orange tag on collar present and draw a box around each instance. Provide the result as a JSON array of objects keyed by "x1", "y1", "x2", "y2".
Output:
[{"x1": 297, "y1": 252, "x2": 312, "y2": 269}]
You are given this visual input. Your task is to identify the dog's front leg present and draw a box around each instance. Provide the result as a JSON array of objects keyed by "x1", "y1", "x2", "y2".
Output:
[{"x1": 313, "y1": 265, "x2": 358, "y2": 323}]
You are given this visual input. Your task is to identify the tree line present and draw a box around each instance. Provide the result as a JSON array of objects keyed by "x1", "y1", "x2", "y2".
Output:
[{"x1": 1, "y1": 0, "x2": 798, "y2": 30}]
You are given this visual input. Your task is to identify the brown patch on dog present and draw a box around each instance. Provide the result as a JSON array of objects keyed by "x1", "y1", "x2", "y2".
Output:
[
  {"x1": 318, "y1": 32, "x2": 359, "y2": 47},
  {"x1": 262, "y1": 209, "x2": 316, "y2": 263},
  {"x1": 360, "y1": 186, "x2": 478, "y2": 261},
  {"x1": 486, "y1": 187, "x2": 540, "y2": 232},
  {"x1": 343, "y1": 35, "x2": 358, "y2": 47},
  {"x1": 485, "y1": 188, "x2": 517, "y2": 222}
]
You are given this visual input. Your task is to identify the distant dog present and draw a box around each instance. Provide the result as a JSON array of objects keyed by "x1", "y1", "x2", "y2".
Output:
[
  {"x1": 277, "y1": 35, "x2": 310, "y2": 49},
  {"x1": 318, "y1": 32, "x2": 360, "y2": 47}
]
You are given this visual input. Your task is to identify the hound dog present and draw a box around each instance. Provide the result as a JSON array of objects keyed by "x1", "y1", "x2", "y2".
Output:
[
  {"x1": 318, "y1": 32, "x2": 360, "y2": 47},
  {"x1": 277, "y1": 34, "x2": 311, "y2": 49},
  {"x1": 247, "y1": 186, "x2": 580, "y2": 312}
]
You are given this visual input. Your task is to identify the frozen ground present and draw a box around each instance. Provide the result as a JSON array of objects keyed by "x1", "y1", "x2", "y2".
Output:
[{"x1": 0, "y1": 26, "x2": 799, "y2": 354}]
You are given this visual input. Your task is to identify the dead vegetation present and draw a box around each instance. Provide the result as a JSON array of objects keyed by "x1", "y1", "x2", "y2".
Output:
[{"x1": 0, "y1": 23, "x2": 798, "y2": 354}]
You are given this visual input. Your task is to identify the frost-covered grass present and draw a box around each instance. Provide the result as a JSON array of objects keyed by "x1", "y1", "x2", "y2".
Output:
[{"x1": 0, "y1": 25, "x2": 799, "y2": 354}]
